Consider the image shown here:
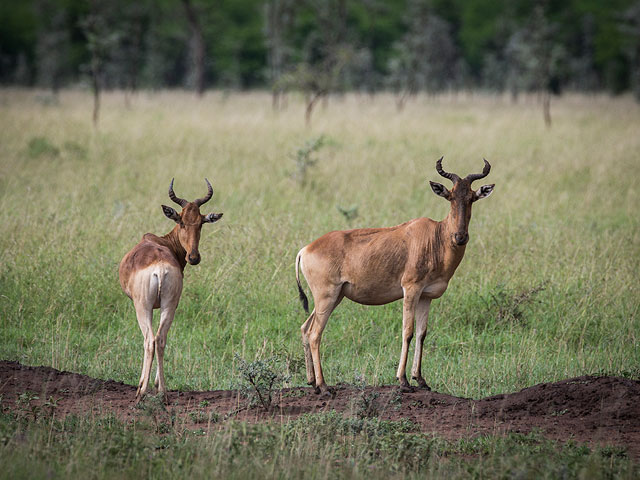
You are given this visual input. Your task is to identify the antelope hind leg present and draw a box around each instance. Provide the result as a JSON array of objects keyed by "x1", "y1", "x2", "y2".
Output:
[
  {"x1": 301, "y1": 310, "x2": 316, "y2": 386},
  {"x1": 134, "y1": 303, "x2": 155, "y2": 403},
  {"x1": 308, "y1": 292, "x2": 343, "y2": 397}
]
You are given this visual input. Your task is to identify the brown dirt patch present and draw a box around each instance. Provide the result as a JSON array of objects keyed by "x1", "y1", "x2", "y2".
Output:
[{"x1": 1, "y1": 360, "x2": 639, "y2": 457}]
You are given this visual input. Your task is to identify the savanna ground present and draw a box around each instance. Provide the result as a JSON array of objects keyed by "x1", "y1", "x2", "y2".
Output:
[{"x1": 0, "y1": 89, "x2": 639, "y2": 478}]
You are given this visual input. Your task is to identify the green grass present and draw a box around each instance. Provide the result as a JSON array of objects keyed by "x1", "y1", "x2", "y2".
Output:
[
  {"x1": 0, "y1": 89, "x2": 638, "y2": 400},
  {"x1": 0, "y1": 410, "x2": 637, "y2": 480}
]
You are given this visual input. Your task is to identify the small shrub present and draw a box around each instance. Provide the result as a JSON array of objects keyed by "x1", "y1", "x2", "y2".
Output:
[
  {"x1": 42, "y1": 396, "x2": 59, "y2": 418},
  {"x1": 234, "y1": 354, "x2": 291, "y2": 410},
  {"x1": 337, "y1": 204, "x2": 359, "y2": 224},
  {"x1": 482, "y1": 281, "x2": 548, "y2": 326},
  {"x1": 290, "y1": 136, "x2": 325, "y2": 186},
  {"x1": 16, "y1": 391, "x2": 40, "y2": 421}
]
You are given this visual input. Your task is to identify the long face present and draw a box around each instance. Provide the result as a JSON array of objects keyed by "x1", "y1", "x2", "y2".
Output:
[
  {"x1": 162, "y1": 179, "x2": 223, "y2": 265},
  {"x1": 429, "y1": 158, "x2": 494, "y2": 247}
]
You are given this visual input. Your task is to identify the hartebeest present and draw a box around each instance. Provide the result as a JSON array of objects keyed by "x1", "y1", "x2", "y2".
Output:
[
  {"x1": 295, "y1": 158, "x2": 494, "y2": 395},
  {"x1": 119, "y1": 179, "x2": 223, "y2": 402}
]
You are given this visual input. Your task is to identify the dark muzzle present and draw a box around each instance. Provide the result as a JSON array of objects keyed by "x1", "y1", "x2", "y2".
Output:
[
  {"x1": 454, "y1": 232, "x2": 469, "y2": 246},
  {"x1": 187, "y1": 252, "x2": 201, "y2": 265}
]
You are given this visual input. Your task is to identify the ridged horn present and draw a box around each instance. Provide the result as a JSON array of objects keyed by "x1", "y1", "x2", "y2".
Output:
[
  {"x1": 435, "y1": 156, "x2": 460, "y2": 184},
  {"x1": 168, "y1": 178, "x2": 188, "y2": 207},
  {"x1": 464, "y1": 159, "x2": 491, "y2": 183},
  {"x1": 194, "y1": 178, "x2": 213, "y2": 207}
]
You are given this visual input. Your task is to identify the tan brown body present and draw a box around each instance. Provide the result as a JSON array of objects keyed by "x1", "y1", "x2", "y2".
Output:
[
  {"x1": 119, "y1": 180, "x2": 222, "y2": 402},
  {"x1": 296, "y1": 158, "x2": 494, "y2": 395}
]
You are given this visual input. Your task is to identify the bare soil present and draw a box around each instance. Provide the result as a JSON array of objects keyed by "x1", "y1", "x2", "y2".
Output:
[{"x1": 1, "y1": 360, "x2": 639, "y2": 457}]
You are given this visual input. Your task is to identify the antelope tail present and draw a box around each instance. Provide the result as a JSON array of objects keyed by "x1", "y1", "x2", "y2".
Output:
[{"x1": 295, "y1": 250, "x2": 309, "y2": 314}]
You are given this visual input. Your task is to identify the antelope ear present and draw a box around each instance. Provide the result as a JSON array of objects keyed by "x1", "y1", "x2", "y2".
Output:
[
  {"x1": 162, "y1": 205, "x2": 181, "y2": 223},
  {"x1": 429, "y1": 181, "x2": 450, "y2": 199},
  {"x1": 203, "y1": 212, "x2": 223, "y2": 223},
  {"x1": 474, "y1": 184, "x2": 494, "y2": 201}
]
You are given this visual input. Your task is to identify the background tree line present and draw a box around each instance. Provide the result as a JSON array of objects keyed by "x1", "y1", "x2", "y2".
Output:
[{"x1": 1, "y1": 0, "x2": 639, "y2": 102}]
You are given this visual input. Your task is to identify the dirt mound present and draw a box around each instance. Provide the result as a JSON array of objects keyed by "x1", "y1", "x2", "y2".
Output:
[{"x1": 1, "y1": 360, "x2": 638, "y2": 457}]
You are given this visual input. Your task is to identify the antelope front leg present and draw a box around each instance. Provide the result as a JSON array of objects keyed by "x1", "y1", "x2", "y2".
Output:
[
  {"x1": 411, "y1": 298, "x2": 431, "y2": 390},
  {"x1": 397, "y1": 289, "x2": 419, "y2": 392}
]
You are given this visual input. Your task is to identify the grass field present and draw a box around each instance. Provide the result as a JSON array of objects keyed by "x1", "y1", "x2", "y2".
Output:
[
  {"x1": 2, "y1": 88, "x2": 638, "y2": 395},
  {"x1": 1, "y1": 411, "x2": 638, "y2": 480},
  {"x1": 0, "y1": 89, "x2": 639, "y2": 477}
]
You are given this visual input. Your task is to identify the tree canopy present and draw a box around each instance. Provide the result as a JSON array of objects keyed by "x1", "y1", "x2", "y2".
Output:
[{"x1": 0, "y1": 0, "x2": 638, "y2": 97}]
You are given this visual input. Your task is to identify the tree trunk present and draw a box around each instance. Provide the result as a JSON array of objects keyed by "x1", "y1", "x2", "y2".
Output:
[
  {"x1": 91, "y1": 63, "x2": 100, "y2": 126},
  {"x1": 396, "y1": 88, "x2": 413, "y2": 112},
  {"x1": 305, "y1": 91, "x2": 324, "y2": 126},
  {"x1": 542, "y1": 91, "x2": 551, "y2": 127},
  {"x1": 182, "y1": 0, "x2": 206, "y2": 96}
]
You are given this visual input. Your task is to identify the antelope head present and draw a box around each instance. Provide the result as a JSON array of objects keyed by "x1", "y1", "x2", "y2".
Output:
[
  {"x1": 429, "y1": 157, "x2": 494, "y2": 246},
  {"x1": 161, "y1": 178, "x2": 223, "y2": 265}
]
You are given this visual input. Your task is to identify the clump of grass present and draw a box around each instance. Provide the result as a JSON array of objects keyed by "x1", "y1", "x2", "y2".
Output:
[
  {"x1": 188, "y1": 401, "x2": 220, "y2": 425},
  {"x1": 26, "y1": 136, "x2": 59, "y2": 158},
  {"x1": 134, "y1": 393, "x2": 171, "y2": 433},
  {"x1": 351, "y1": 372, "x2": 381, "y2": 419},
  {"x1": 271, "y1": 344, "x2": 305, "y2": 382},
  {"x1": 34, "y1": 94, "x2": 59, "y2": 106},
  {"x1": 62, "y1": 141, "x2": 87, "y2": 160}
]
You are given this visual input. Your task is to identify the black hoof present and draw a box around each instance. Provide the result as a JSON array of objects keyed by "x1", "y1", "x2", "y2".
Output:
[
  {"x1": 314, "y1": 385, "x2": 335, "y2": 398},
  {"x1": 413, "y1": 377, "x2": 431, "y2": 391},
  {"x1": 399, "y1": 384, "x2": 415, "y2": 393},
  {"x1": 397, "y1": 374, "x2": 415, "y2": 393},
  {"x1": 320, "y1": 389, "x2": 335, "y2": 399}
]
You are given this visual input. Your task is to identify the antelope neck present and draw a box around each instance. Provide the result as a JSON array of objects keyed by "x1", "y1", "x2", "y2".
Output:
[{"x1": 160, "y1": 227, "x2": 188, "y2": 271}]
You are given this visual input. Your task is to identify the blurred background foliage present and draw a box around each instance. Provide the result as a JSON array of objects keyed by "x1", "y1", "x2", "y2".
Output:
[{"x1": 1, "y1": 0, "x2": 639, "y2": 100}]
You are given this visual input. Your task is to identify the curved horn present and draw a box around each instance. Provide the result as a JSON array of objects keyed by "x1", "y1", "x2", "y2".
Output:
[
  {"x1": 435, "y1": 156, "x2": 460, "y2": 184},
  {"x1": 168, "y1": 178, "x2": 188, "y2": 207},
  {"x1": 194, "y1": 178, "x2": 213, "y2": 207},
  {"x1": 464, "y1": 159, "x2": 491, "y2": 183}
]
